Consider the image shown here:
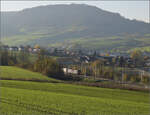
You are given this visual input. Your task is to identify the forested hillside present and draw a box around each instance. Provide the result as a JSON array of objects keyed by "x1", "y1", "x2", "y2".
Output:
[{"x1": 1, "y1": 4, "x2": 150, "y2": 51}]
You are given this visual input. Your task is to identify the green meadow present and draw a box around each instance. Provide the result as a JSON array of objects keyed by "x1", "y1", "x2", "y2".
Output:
[
  {"x1": 0, "y1": 66, "x2": 59, "y2": 83},
  {"x1": 0, "y1": 66, "x2": 150, "y2": 115}
]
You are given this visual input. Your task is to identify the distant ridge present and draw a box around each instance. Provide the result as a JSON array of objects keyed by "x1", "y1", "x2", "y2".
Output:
[{"x1": 1, "y1": 4, "x2": 150, "y2": 50}]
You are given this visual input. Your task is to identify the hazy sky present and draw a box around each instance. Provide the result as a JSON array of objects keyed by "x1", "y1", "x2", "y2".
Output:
[{"x1": 1, "y1": 1, "x2": 149, "y2": 23}]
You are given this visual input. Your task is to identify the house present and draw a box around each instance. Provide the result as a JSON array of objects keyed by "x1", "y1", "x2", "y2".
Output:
[
  {"x1": 18, "y1": 46, "x2": 25, "y2": 51},
  {"x1": 9, "y1": 46, "x2": 18, "y2": 51},
  {"x1": 28, "y1": 48, "x2": 33, "y2": 52},
  {"x1": 63, "y1": 68, "x2": 81, "y2": 75},
  {"x1": 145, "y1": 59, "x2": 150, "y2": 66},
  {"x1": 1, "y1": 45, "x2": 9, "y2": 50},
  {"x1": 33, "y1": 48, "x2": 40, "y2": 52},
  {"x1": 143, "y1": 68, "x2": 150, "y2": 73},
  {"x1": 78, "y1": 55, "x2": 98, "y2": 63}
]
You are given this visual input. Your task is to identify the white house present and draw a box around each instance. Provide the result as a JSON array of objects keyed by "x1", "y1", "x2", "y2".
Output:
[{"x1": 63, "y1": 68, "x2": 80, "y2": 75}]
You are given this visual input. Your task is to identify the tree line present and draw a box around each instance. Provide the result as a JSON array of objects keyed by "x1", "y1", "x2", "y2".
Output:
[{"x1": 0, "y1": 48, "x2": 64, "y2": 79}]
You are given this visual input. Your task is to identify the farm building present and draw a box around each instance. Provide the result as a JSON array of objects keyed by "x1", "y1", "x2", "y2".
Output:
[{"x1": 63, "y1": 68, "x2": 81, "y2": 75}]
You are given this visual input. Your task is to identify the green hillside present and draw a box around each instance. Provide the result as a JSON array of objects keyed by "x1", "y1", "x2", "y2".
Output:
[
  {"x1": 1, "y1": 4, "x2": 150, "y2": 51},
  {"x1": 2, "y1": 34, "x2": 150, "y2": 52},
  {"x1": 1, "y1": 80, "x2": 150, "y2": 115},
  {"x1": 0, "y1": 66, "x2": 59, "y2": 83}
]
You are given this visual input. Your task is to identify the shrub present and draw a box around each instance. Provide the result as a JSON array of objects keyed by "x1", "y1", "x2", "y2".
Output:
[
  {"x1": 142, "y1": 76, "x2": 150, "y2": 84},
  {"x1": 33, "y1": 57, "x2": 64, "y2": 78}
]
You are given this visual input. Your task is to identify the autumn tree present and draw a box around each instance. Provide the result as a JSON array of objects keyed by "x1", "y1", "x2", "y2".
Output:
[
  {"x1": 34, "y1": 57, "x2": 63, "y2": 78},
  {"x1": 130, "y1": 50, "x2": 144, "y2": 67},
  {"x1": 91, "y1": 60, "x2": 105, "y2": 78}
]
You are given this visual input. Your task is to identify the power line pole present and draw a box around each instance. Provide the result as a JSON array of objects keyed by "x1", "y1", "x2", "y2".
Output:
[
  {"x1": 121, "y1": 66, "x2": 123, "y2": 83},
  {"x1": 140, "y1": 70, "x2": 144, "y2": 82}
]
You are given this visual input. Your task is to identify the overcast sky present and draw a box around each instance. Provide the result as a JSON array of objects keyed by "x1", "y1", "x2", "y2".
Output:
[{"x1": 1, "y1": 1, "x2": 149, "y2": 23}]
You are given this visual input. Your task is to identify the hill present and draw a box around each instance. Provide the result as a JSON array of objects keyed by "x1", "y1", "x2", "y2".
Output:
[
  {"x1": 0, "y1": 66, "x2": 59, "y2": 83},
  {"x1": 1, "y1": 80, "x2": 150, "y2": 115},
  {"x1": 1, "y1": 4, "x2": 150, "y2": 51}
]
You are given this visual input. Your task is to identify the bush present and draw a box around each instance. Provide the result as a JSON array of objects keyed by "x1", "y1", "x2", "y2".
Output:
[
  {"x1": 142, "y1": 76, "x2": 150, "y2": 84},
  {"x1": 33, "y1": 57, "x2": 64, "y2": 78}
]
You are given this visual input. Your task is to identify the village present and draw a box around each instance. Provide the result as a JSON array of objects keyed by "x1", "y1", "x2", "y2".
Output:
[{"x1": 1, "y1": 45, "x2": 150, "y2": 74}]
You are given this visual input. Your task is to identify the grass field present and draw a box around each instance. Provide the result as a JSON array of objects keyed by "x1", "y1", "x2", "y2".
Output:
[
  {"x1": 0, "y1": 80, "x2": 150, "y2": 115},
  {"x1": 0, "y1": 66, "x2": 150, "y2": 115},
  {"x1": 0, "y1": 66, "x2": 59, "y2": 83}
]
